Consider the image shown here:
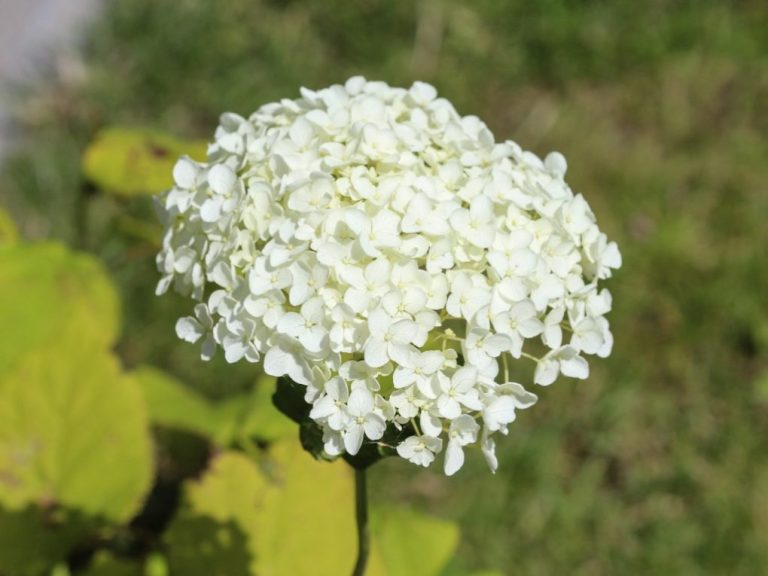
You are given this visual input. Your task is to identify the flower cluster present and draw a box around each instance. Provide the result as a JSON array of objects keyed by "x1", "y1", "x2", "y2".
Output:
[{"x1": 156, "y1": 77, "x2": 620, "y2": 475}]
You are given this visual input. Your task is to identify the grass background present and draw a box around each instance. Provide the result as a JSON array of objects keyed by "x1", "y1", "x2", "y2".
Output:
[{"x1": 2, "y1": 0, "x2": 768, "y2": 574}]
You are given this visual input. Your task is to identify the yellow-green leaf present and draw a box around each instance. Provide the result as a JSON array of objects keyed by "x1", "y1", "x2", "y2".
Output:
[
  {"x1": 0, "y1": 208, "x2": 17, "y2": 245},
  {"x1": 166, "y1": 444, "x2": 360, "y2": 575},
  {"x1": 165, "y1": 451, "x2": 267, "y2": 575},
  {"x1": 252, "y1": 440, "x2": 360, "y2": 576},
  {"x1": 82, "y1": 126, "x2": 207, "y2": 196},
  {"x1": 134, "y1": 366, "x2": 221, "y2": 438},
  {"x1": 165, "y1": 441, "x2": 459, "y2": 576},
  {"x1": 0, "y1": 343, "x2": 153, "y2": 573},
  {"x1": 371, "y1": 505, "x2": 460, "y2": 576},
  {"x1": 135, "y1": 367, "x2": 293, "y2": 444},
  {"x1": 0, "y1": 507, "x2": 86, "y2": 576},
  {"x1": 0, "y1": 242, "x2": 119, "y2": 378},
  {"x1": 80, "y1": 552, "x2": 143, "y2": 576},
  {"x1": 233, "y1": 374, "x2": 295, "y2": 443}
]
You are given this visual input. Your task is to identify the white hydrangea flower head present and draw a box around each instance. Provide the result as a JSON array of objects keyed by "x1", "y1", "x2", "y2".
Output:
[{"x1": 156, "y1": 77, "x2": 621, "y2": 476}]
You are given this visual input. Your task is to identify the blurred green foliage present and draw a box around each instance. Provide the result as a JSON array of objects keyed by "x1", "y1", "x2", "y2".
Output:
[{"x1": 1, "y1": 0, "x2": 767, "y2": 574}]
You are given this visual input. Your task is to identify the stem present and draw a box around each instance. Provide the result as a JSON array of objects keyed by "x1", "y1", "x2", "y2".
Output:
[{"x1": 352, "y1": 467, "x2": 370, "y2": 576}]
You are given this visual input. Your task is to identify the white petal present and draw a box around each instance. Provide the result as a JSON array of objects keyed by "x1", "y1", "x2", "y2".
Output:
[
  {"x1": 481, "y1": 432, "x2": 498, "y2": 473},
  {"x1": 208, "y1": 164, "x2": 237, "y2": 196},
  {"x1": 199, "y1": 197, "x2": 224, "y2": 222},
  {"x1": 309, "y1": 396, "x2": 336, "y2": 420},
  {"x1": 328, "y1": 410, "x2": 349, "y2": 431},
  {"x1": 300, "y1": 326, "x2": 327, "y2": 353},
  {"x1": 545, "y1": 151, "x2": 567, "y2": 175},
  {"x1": 364, "y1": 338, "x2": 389, "y2": 368},
  {"x1": 420, "y1": 411, "x2": 443, "y2": 437},
  {"x1": 450, "y1": 414, "x2": 480, "y2": 444},
  {"x1": 264, "y1": 344, "x2": 310, "y2": 385},
  {"x1": 323, "y1": 430, "x2": 344, "y2": 456},
  {"x1": 396, "y1": 437, "x2": 417, "y2": 460},
  {"x1": 363, "y1": 413, "x2": 386, "y2": 440},
  {"x1": 367, "y1": 308, "x2": 391, "y2": 334},
  {"x1": 443, "y1": 439, "x2": 465, "y2": 476},
  {"x1": 224, "y1": 341, "x2": 247, "y2": 364},
  {"x1": 276, "y1": 312, "x2": 305, "y2": 338},
  {"x1": 483, "y1": 396, "x2": 517, "y2": 432},
  {"x1": 200, "y1": 335, "x2": 216, "y2": 361},
  {"x1": 483, "y1": 333, "x2": 512, "y2": 356},
  {"x1": 344, "y1": 424, "x2": 365, "y2": 455},
  {"x1": 210, "y1": 262, "x2": 235, "y2": 290},
  {"x1": 173, "y1": 157, "x2": 198, "y2": 189},
  {"x1": 437, "y1": 395, "x2": 461, "y2": 420},
  {"x1": 289, "y1": 117, "x2": 314, "y2": 148},
  {"x1": 423, "y1": 435, "x2": 443, "y2": 454},
  {"x1": 560, "y1": 354, "x2": 589, "y2": 379},
  {"x1": 389, "y1": 319, "x2": 418, "y2": 344},
  {"x1": 393, "y1": 367, "x2": 416, "y2": 389},
  {"x1": 504, "y1": 383, "x2": 538, "y2": 409},
  {"x1": 534, "y1": 357, "x2": 559, "y2": 386},
  {"x1": 347, "y1": 388, "x2": 374, "y2": 416},
  {"x1": 451, "y1": 366, "x2": 478, "y2": 392},
  {"x1": 327, "y1": 377, "x2": 349, "y2": 402},
  {"x1": 176, "y1": 317, "x2": 204, "y2": 343},
  {"x1": 388, "y1": 342, "x2": 416, "y2": 366},
  {"x1": 420, "y1": 351, "x2": 445, "y2": 374}
]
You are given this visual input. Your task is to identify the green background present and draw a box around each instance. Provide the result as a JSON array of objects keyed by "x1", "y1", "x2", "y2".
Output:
[{"x1": 2, "y1": 0, "x2": 767, "y2": 574}]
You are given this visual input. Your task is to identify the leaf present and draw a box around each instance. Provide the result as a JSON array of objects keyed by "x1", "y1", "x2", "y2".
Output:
[
  {"x1": 371, "y1": 505, "x2": 460, "y2": 576},
  {"x1": 236, "y1": 375, "x2": 295, "y2": 442},
  {"x1": 0, "y1": 342, "x2": 153, "y2": 573},
  {"x1": 272, "y1": 376, "x2": 311, "y2": 424},
  {"x1": 164, "y1": 451, "x2": 267, "y2": 575},
  {"x1": 81, "y1": 552, "x2": 143, "y2": 576},
  {"x1": 0, "y1": 506, "x2": 89, "y2": 576},
  {"x1": 82, "y1": 126, "x2": 207, "y2": 196},
  {"x1": 133, "y1": 366, "x2": 221, "y2": 439},
  {"x1": 165, "y1": 441, "x2": 459, "y2": 576},
  {"x1": 135, "y1": 367, "x2": 293, "y2": 445},
  {"x1": 166, "y1": 444, "x2": 360, "y2": 575},
  {"x1": 0, "y1": 208, "x2": 17, "y2": 245},
  {"x1": 0, "y1": 243, "x2": 119, "y2": 378},
  {"x1": 252, "y1": 440, "x2": 362, "y2": 576},
  {"x1": 0, "y1": 343, "x2": 153, "y2": 518},
  {"x1": 0, "y1": 242, "x2": 152, "y2": 574}
]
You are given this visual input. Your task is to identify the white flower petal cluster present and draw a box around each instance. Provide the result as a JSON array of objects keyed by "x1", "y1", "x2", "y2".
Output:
[{"x1": 156, "y1": 77, "x2": 621, "y2": 475}]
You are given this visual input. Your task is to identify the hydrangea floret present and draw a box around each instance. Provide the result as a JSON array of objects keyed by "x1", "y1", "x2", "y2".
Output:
[{"x1": 157, "y1": 77, "x2": 621, "y2": 475}]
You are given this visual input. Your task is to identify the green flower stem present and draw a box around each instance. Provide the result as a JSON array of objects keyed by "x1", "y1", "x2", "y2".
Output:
[{"x1": 352, "y1": 467, "x2": 370, "y2": 576}]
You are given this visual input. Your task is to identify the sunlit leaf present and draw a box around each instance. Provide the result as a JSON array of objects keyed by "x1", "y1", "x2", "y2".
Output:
[
  {"x1": 0, "y1": 243, "x2": 119, "y2": 378},
  {"x1": 0, "y1": 208, "x2": 17, "y2": 245},
  {"x1": 0, "y1": 342, "x2": 153, "y2": 573},
  {"x1": 135, "y1": 367, "x2": 292, "y2": 445},
  {"x1": 82, "y1": 126, "x2": 207, "y2": 196},
  {"x1": 236, "y1": 374, "x2": 295, "y2": 442},
  {"x1": 252, "y1": 440, "x2": 362, "y2": 575},
  {"x1": 81, "y1": 552, "x2": 143, "y2": 576},
  {"x1": 134, "y1": 366, "x2": 221, "y2": 439},
  {"x1": 164, "y1": 441, "x2": 460, "y2": 575},
  {"x1": 0, "y1": 242, "x2": 152, "y2": 575},
  {"x1": 164, "y1": 451, "x2": 266, "y2": 575},
  {"x1": 372, "y1": 505, "x2": 459, "y2": 576}
]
